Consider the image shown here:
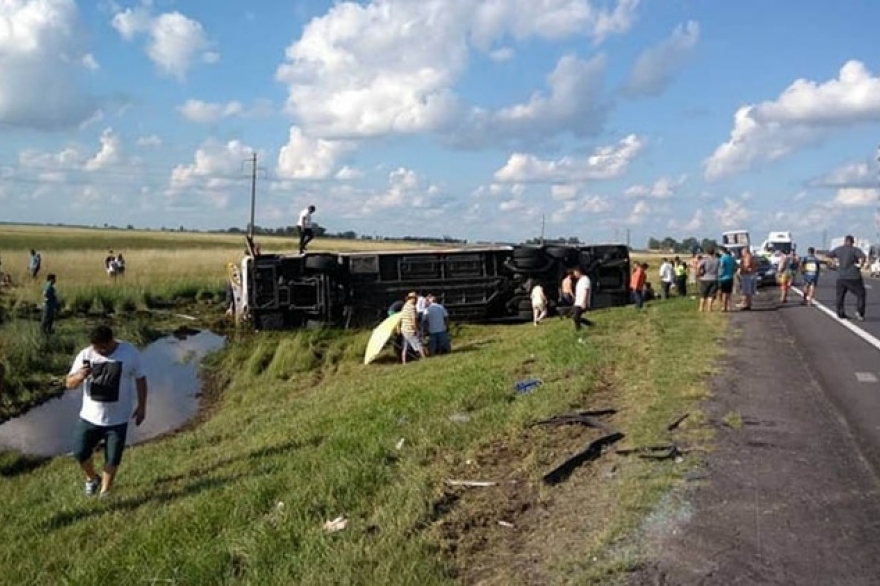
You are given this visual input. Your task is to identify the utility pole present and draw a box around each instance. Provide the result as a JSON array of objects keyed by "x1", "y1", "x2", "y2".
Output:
[{"x1": 242, "y1": 152, "x2": 266, "y2": 240}]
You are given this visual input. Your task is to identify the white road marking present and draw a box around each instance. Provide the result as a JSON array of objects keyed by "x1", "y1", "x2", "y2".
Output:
[
  {"x1": 792, "y1": 287, "x2": 880, "y2": 355},
  {"x1": 855, "y1": 372, "x2": 879, "y2": 383}
]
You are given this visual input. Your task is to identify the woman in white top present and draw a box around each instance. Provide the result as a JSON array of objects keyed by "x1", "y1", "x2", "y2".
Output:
[{"x1": 530, "y1": 283, "x2": 548, "y2": 325}]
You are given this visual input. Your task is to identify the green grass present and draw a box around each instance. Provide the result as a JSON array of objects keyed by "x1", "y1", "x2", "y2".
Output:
[{"x1": 0, "y1": 297, "x2": 724, "y2": 585}]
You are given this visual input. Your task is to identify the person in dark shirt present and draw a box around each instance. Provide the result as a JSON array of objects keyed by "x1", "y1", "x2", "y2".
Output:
[
  {"x1": 42, "y1": 274, "x2": 59, "y2": 335},
  {"x1": 827, "y1": 235, "x2": 866, "y2": 321}
]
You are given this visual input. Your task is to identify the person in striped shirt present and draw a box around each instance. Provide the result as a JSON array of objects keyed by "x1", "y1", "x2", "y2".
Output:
[{"x1": 400, "y1": 291, "x2": 426, "y2": 364}]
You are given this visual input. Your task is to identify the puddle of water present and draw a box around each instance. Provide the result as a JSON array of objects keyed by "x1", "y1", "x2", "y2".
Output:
[{"x1": 0, "y1": 330, "x2": 225, "y2": 458}]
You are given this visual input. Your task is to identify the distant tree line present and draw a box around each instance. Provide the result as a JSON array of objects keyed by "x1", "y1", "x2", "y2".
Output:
[{"x1": 646, "y1": 236, "x2": 720, "y2": 254}]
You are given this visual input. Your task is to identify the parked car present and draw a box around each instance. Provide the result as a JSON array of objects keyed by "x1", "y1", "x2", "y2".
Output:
[{"x1": 755, "y1": 257, "x2": 777, "y2": 288}]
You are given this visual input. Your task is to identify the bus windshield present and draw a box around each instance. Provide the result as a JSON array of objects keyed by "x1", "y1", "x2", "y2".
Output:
[{"x1": 765, "y1": 241, "x2": 792, "y2": 254}]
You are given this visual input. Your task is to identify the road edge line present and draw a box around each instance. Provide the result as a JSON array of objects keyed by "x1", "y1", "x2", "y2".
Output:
[{"x1": 792, "y1": 286, "x2": 880, "y2": 354}]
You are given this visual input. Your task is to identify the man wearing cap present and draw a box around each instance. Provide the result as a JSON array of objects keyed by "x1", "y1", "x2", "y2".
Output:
[{"x1": 399, "y1": 292, "x2": 426, "y2": 363}]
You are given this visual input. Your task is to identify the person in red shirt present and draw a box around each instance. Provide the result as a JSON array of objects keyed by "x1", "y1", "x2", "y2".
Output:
[{"x1": 630, "y1": 263, "x2": 648, "y2": 309}]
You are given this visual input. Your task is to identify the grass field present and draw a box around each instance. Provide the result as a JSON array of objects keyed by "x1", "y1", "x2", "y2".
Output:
[{"x1": 0, "y1": 297, "x2": 725, "y2": 585}]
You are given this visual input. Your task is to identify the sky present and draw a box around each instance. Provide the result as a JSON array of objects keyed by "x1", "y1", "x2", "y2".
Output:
[{"x1": 1, "y1": 0, "x2": 879, "y2": 248}]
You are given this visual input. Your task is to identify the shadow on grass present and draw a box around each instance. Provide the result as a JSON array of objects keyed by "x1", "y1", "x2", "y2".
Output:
[
  {"x1": 0, "y1": 453, "x2": 51, "y2": 478},
  {"x1": 43, "y1": 438, "x2": 321, "y2": 532},
  {"x1": 154, "y1": 437, "x2": 323, "y2": 486},
  {"x1": 44, "y1": 473, "x2": 245, "y2": 531}
]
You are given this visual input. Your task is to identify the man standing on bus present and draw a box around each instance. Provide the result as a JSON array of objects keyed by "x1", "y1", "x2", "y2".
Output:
[{"x1": 298, "y1": 205, "x2": 316, "y2": 254}]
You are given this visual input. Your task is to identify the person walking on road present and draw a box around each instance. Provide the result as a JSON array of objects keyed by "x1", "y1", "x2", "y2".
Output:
[
  {"x1": 737, "y1": 248, "x2": 758, "y2": 311},
  {"x1": 64, "y1": 325, "x2": 148, "y2": 498},
  {"x1": 827, "y1": 235, "x2": 867, "y2": 321},
  {"x1": 799, "y1": 247, "x2": 821, "y2": 306},
  {"x1": 776, "y1": 251, "x2": 795, "y2": 304},
  {"x1": 297, "y1": 205, "x2": 316, "y2": 254}
]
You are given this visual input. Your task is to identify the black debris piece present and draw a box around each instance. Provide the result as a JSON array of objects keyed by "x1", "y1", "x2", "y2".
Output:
[
  {"x1": 667, "y1": 413, "x2": 690, "y2": 431},
  {"x1": 615, "y1": 444, "x2": 683, "y2": 461},
  {"x1": 542, "y1": 432, "x2": 625, "y2": 486}
]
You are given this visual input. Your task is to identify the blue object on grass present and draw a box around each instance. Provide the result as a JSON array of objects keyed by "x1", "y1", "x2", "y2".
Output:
[{"x1": 514, "y1": 378, "x2": 543, "y2": 394}]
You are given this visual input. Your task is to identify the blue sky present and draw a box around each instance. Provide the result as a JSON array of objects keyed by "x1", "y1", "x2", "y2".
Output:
[{"x1": 1, "y1": 0, "x2": 879, "y2": 249}]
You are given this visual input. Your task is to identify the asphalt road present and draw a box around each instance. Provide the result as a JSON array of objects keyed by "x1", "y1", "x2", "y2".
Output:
[{"x1": 631, "y1": 276, "x2": 880, "y2": 586}]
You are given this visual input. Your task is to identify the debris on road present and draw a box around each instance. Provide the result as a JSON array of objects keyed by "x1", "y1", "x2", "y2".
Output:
[
  {"x1": 498, "y1": 520, "x2": 515, "y2": 528},
  {"x1": 449, "y1": 412, "x2": 471, "y2": 423}
]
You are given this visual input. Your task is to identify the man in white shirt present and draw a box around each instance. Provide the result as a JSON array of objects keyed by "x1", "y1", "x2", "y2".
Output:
[
  {"x1": 572, "y1": 267, "x2": 592, "y2": 330},
  {"x1": 298, "y1": 205, "x2": 316, "y2": 254},
  {"x1": 65, "y1": 325, "x2": 148, "y2": 497},
  {"x1": 658, "y1": 258, "x2": 674, "y2": 299}
]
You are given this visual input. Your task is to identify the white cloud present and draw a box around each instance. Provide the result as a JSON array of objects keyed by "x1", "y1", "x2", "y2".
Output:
[
  {"x1": 275, "y1": 0, "x2": 636, "y2": 141},
  {"x1": 0, "y1": 0, "x2": 99, "y2": 129},
  {"x1": 177, "y1": 99, "x2": 273, "y2": 123},
  {"x1": 834, "y1": 188, "x2": 879, "y2": 208},
  {"x1": 705, "y1": 61, "x2": 880, "y2": 180},
  {"x1": 336, "y1": 166, "x2": 364, "y2": 181},
  {"x1": 623, "y1": 20, "x2": 699, "y2": 98},
  {"x1": 168, "y1": 140, "x2": 255, "y2": 209},
  {"x1": 462, "y1": 53, "x2": 608, "y2": 146},
  {"x1": 82, "y1": 53, "x2": 99, "y2": 70},
  {"x1": 625, "y1": 174, "x2": 687, "y2": 199},
  {"x1": 111, "y1": 5, "x2": 217, "y2": 81},
  {"x1": 493, "y1": 134, "x2": 645, "y2": 183},
  {"x1": 814, "y1": 160, "x2": 877, "y2": 188},
  {"x1": 550, "y1": 194, "x2": 611, "y2": 224},
  {"x1": 488, "y1": 47, "x2": 515, "y2": 62},
  {"x1": 178, "y1": 100, "x2": 243, "y2": 123},
  {"x1": 137, "y1": 134, "x2": 162, "y2": 147},
  {"x1": 85, "y1": 128, "x2": 123, "y2": 171},
  {"x1": 713, "y1": 197, "x2": 753, "y2": 229},
  {"x1": 551, "y1": 184, "x2": 579, "y2": 201},
  {"x1": 276, "y1": 126, "x2": 356, "y2": 180},
  {"x1": 668, "y1": 209, "x2": 705, "y2": 234}
]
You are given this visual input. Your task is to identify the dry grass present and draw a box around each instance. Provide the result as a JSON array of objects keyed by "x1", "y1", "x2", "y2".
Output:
[{"x1": 0, "y1": 225, "x2": 448, "y2": 307}]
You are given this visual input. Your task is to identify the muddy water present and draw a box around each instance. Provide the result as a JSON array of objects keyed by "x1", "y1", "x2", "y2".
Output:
[{"x1": 0, "y1": 330, "x2": 225, "y2": 458}]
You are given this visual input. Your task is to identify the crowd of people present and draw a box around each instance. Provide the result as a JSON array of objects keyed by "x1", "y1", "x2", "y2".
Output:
[{"x1": 631, "y1": 235, "x2": 872, "y2": 321}]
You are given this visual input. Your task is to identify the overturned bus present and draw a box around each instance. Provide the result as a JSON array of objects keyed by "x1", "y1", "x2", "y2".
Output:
[{"x1": 231, "y1": 242, "x2": 631, "y2": 331}]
